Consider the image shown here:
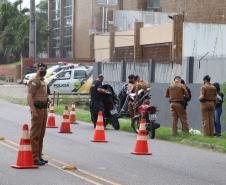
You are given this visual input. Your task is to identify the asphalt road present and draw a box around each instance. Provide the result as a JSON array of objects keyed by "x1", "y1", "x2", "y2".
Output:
[{"x1": 1, "y1": 98, "x2": 226, "y2": 185}]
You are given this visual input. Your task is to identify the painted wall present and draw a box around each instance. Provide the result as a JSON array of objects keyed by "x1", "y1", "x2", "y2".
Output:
[
  {"x1": 183, "y1": 23, "x2": 226, "y2": 58},
  {"x1": 106, "y1": 82, "x2": 226, "y2": 131},
  {"x1": 114, "y1": 30, "x2": 134, "y2": 47},
  {"x1": 94, "y1": 34, "x2": 110, "y2": 62},
  {"x1": 140, "y1": 23, "x2": 173, "y2": 45}
]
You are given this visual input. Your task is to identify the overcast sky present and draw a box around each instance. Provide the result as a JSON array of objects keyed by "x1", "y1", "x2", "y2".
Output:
[{"x1": 9, "y1": 0, "x2": 41, "y2": 8}]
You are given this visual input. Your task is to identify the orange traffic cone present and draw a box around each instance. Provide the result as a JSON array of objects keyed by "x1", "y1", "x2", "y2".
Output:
[
  {"x1": 46, "y1": 103, "x2": 58, "y2": 128},
  {"x1": 131, "y1": 119, "x2": 152, "y2": 155},
  {"x1": 59, "y1": 106, "x2": 72, "y2": 133},
  {"x1": 69, "y1": 102, "x2": 77, "y2": 124},
  {"x1": 91, "y1": 111, "x2": 108, "y2": 142},
  {"x1": 12, "y1": 124, "x2": 38, "y2": 169}
]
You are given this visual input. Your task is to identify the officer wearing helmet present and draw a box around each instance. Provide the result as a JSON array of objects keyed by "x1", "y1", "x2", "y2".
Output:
[
  {"x1": 27, "y1": 63, "x2": 49, "y2": 166},
  {"x1": 199, "y1": 75, "x2": 217, "y2": 136}
]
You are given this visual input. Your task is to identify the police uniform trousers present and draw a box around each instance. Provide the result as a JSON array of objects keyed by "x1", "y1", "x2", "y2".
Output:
[
  {"x1": 30, "y1": 108, "x2": 47, "y2": 160},
  {"x1": 170, "y1": 102, "x2": 189, "y2": 135},
  {"x1": 200, "y1": 101, "x2": 215, "y2": 136}
]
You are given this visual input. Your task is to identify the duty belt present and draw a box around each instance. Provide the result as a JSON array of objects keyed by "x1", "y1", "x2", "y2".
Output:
[{"x1": 34, "y1": 101, "x2": 48, "y2": 109}]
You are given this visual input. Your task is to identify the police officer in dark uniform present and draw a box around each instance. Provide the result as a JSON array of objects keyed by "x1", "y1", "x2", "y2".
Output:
[
  {"x1": 165, "y1": 76, "x2": 189, "y2": 135},
  {"x1": 199, "y1": 75, "x2": 217, "y2": 137},
  {"x1": 27, "y1": 63, "x2": 48, "y2": 166},
  {"x1": 90, "y1": 74, "x2": 108, "y2": 128}
]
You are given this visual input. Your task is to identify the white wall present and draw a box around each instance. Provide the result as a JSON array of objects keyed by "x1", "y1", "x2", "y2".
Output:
[
  {"x1": 183, "y1": 23, "x2": 226, "y2": 58},
  {"x1": 193, "y1": 57, "x2": 226, "y2": 84},
  {"x1": 155, "y1": 62, "x2": 187, "y2": 83}
]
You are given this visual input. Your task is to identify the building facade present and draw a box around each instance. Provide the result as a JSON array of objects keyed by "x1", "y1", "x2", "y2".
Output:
[
  {"x1": 160, "y1": 0, "x2": 226, "y2": 24},
  {"x1": 48, "y1": 0, "x2": 160, "y2": 61}
]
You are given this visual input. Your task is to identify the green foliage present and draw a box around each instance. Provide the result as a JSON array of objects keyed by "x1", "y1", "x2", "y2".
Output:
[
  {"x1": 0, "y1": 0, "x2": 29, "y2": 63},
  {"x1": 0, "y1": 0, "x2": 49, "y2": 63}
]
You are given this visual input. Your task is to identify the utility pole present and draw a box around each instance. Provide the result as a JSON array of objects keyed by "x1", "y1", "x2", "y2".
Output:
[{"x1": 29, "y1": 0, "x2": 36, "y2": 61}]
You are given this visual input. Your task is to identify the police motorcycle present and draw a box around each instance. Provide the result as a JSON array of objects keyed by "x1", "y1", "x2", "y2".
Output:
[
  {"x1": 132, "y1": 103, "x2": 160, "y2": 139},
  {"x1": 118, "y1": 86, "x2": 160, "y2": 138},
  {"x1": 96, "y1": 84, "x2": 120, "y2": 130}
]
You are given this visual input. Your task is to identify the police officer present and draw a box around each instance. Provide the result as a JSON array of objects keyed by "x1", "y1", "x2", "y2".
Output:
[
  {"x1": 128, "y1": 75, "x2": 150, "y2": 118},
  {"x1": 27, "y1": 63, "x2": 48, "y2": 166},
  {"x1": 90, "y1": 74, "x2": 108, "y2": 128},
  {"x1": 199, "y1": 75, "x2": 217, "y2": 137},
  {"x1": 165, "y1": 76, "x2": 189, "y2": 135}
]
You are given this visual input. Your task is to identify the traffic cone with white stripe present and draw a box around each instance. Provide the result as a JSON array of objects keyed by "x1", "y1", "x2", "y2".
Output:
[
  {"x1": 46, "y1": 103, "x2": 58, "y2": 128},
  {"x1": 131, "y1": 119, "x2": 152, "y2": 155},
  {"x1": 69, "y1": 102, "x2": 77, "y2": 124},
  {"x1": 59, "y1": 106, "x2": 72, "y2": 133},
  {"x1": 12, "y1": 124, "x2": 38, "y2": 169},
  {"x1": 91, "y1": 111, "x2": 108, "y2": 142}
]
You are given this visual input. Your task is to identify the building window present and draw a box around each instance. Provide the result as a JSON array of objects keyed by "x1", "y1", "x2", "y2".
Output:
[
  {"x1": 96, "y1": 0, "x2": 118, "y2": 5},
  {"x1": 147, "y1": 0, "x2": 160, "y2": 10}
]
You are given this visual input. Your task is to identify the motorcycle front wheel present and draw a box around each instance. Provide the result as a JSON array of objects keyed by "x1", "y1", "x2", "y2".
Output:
[{"x1": 108, "y1": 115, "x2": 120, "y2": 130}]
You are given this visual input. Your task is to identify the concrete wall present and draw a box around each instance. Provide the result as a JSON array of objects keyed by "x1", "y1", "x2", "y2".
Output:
[
  {"x1": 94, "y1": 24, "x2": 173, "y2": 62},
  {"x1": 74, "y1": 0, "x2": 93, "y2": 59},
  {"x1": 94, "y1": 34, "x2": 110, "y2": 62},
  {"x1": 183, "y1": 23, "x2": 226, "y2": 58},
  {"x1": 105, "y1": 82, "x2": 226, "y2": 131},
  {"x1": 160, "y1": 0, "x2": 226, "y2": 24},
  {"x1": 193, "y1": 57, "x2": 226, "y2": 84},
  {"x1": 113, "y1": 10, "x2": 173, "y2": 31},
  {"x1": 0, "y1": 64, "x2": 21, "y2": 82},
  {"x1": 114, "y1": 30, "x2": 134, "y2": 47},
  {"x1": 140, "y1": 23, "x2": 173, "y2": 45}
]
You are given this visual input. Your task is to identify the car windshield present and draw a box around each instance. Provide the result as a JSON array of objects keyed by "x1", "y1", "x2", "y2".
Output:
[{"x1": 47, "y1": 65, "x2": 60, "y2": 73}]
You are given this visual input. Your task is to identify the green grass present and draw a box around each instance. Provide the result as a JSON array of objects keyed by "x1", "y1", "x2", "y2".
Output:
[{"x1": 1, "y1": 95, "x2": 226, "y2": 153}]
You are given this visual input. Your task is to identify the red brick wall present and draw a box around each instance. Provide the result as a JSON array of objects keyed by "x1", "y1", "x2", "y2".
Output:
[
  {"x1": 0, "y1": 64, "x2": 21, "y2": 82},
  {"x1": 160, "y1": 0, "x2": 226, "y2": 24}
]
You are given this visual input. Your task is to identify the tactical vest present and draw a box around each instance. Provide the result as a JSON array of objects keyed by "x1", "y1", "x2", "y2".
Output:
[
  {"x1": 203, "y1": 85, "x2": 217, "y2": 101},
  {"x1": 29, "y1": 78, "x2": 48, "y2": 103},
  {"x1": 169, "y1": 84, "x2": 186, "y2": 102}
]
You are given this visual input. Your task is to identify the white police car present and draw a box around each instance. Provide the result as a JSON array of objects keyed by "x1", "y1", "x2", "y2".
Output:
[{"x1": 47, "y1": 66, "x2": 93, "y2": 94}]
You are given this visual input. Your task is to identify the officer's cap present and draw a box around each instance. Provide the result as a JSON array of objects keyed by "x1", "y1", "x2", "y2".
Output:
[
  {"x1": 98, "y1": 74, "x2": 104, "y2": 78},
  {"x1": 203, "y1": 75, "x2": 211, "y2": 82},
  {"x1": 174, "y1": 76, "x2": 181, "y2": 81},
  {"x1": 37, "y1": 63, "x2": 47, "y2": 71}
]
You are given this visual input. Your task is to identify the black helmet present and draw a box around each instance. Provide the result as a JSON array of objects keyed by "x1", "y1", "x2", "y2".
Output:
[
  {"x1": 128, "y1": 74, "x2": 135, "y2": 80},
  {"x1": 213, "y1": 82, "x2": 220, "y2": 92},
  {"x1": 203, "y1": 75, "x2": 211, "y2": 82}
]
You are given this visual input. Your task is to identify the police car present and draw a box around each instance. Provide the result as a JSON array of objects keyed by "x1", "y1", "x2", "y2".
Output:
[
  {"x1": 23, "y1": 63, "x2": 79, "y2": 85},
  {"x1": 47, "y1": 66, "x2": 93, "y2": 94}
]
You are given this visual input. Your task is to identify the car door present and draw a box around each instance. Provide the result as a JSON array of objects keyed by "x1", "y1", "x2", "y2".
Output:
[
  {"x1": 49, "y1": 70, "x2": 72, "y2": 94},
  {"x1": 70, "y1": 69, "x2": 88, "y2": 93}
]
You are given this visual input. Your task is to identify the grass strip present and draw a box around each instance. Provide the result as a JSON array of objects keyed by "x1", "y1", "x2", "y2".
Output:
[{"x1": 1, "y1": 96, "x2": 226, "y2": 153}]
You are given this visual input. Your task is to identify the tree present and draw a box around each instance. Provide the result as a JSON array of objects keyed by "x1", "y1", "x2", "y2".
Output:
[
  {"x1": 0, "y1": 0, "x2": 49, "y2": 63},
  {"x1": 0, "y1": 0, "x2": 29, "y2": 63}
]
